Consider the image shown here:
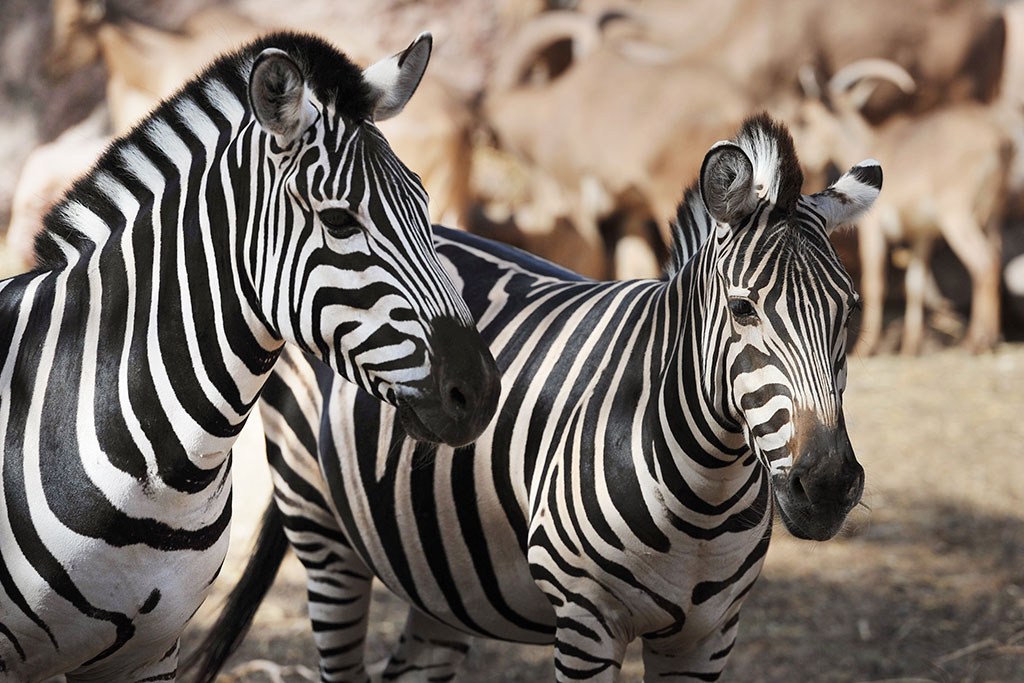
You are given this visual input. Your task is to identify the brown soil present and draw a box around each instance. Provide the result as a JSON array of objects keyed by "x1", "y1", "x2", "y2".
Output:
[{"x1": 179, "y1": 346, "x2": 1024, "y2": 682}]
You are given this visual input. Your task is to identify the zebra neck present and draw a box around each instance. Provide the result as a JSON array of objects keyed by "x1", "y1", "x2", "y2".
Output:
[
  {"x1": 646, "y1": 261, "x2": 754, "y2": 504},
  {"x1": 4, "y1": 77, "x2": 282, "y2": 491}
]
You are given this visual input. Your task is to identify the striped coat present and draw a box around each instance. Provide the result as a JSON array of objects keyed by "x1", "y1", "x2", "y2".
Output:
[
  {"x1": 196, "y1": 114, "x2": 881, "y2": 682},
  {"x1": 0, "y1": 32, "x2": 497, "y2": 682}
]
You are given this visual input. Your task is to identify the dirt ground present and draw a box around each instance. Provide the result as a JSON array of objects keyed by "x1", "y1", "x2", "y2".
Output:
[{"x1": 177, "y1": 345, "x2": 1024, "y2": 683}]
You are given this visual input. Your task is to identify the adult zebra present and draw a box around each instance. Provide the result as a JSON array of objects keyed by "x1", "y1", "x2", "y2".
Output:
[
  {"x1": 0, "y1": 31, "x2": 500, "y2": 682},
  {"x1": 193, "y1": 114, "x2": 881, "y2": 682}
]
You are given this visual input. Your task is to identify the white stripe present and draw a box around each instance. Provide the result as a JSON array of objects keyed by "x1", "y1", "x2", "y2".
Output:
[{"x1": 58, "y1": 200, "x2": 110, "y2": 247}]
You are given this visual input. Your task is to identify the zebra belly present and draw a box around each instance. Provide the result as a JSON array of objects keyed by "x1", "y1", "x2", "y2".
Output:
[
  {"x1": 359, "y1": 532, "x2": 557, "y2": 646},
  {"x1": 322, "y1": 398, "x2": 557, "y2": 644},
  {"x1": 321, "y1": 356, "x2": 772, "y2": 651},
  {"x1": 0, "y1": 499, "x2": 230, "y2": 681},
  {"x1": 326, "y1": 429, "x2": 768, "y2": 651}
]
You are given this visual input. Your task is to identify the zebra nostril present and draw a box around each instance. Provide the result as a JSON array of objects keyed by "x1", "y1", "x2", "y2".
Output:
[
  {"x1": 448, "y1": 385, "x2": 468, "y2": 414},
  {"x1": 790, "y1": 473, "x2": 809, "y2": 503}
]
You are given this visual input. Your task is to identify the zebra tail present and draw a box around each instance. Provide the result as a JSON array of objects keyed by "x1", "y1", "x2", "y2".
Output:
[{"x1": 181, "y1": 502, "x2": 289, "y2": 683}]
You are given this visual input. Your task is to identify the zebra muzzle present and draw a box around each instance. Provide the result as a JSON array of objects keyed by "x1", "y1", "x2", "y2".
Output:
[
  {"x1": 395, "y1": 316, "x2": 501, "y2": 447},
  {"x1": 773, "y1": 412, "x2": 863, "y2": 541}
]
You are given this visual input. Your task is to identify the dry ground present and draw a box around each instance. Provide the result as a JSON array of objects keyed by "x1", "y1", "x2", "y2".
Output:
[{"x1": 179, "y1": 345, "x2": 1024, "y2": 683}]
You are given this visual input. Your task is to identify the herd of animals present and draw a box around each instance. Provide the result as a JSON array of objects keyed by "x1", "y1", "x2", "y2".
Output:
[
  {"x1": 6, "y1": 0, "x2": 1024, "y2": 355},
  {"x1": 0, "y1": 0, "x2": 1016, "y2": 681}
]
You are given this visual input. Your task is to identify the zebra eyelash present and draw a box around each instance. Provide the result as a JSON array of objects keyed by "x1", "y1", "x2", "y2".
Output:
[
  {"x1": 320, "y1": 207, "x2": 364, "y2": 240},
  {"x1": 727, "y1": 297, "x2": 759, "y2": 323}
]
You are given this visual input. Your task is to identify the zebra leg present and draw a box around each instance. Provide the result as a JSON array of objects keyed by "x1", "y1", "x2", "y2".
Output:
[
  {"x1": 275, "y1": 499, "x2": 374, "y2": 682},
  {"x1": 639, "y1": 617, "x2": 739, "y2": 682},
  {"x1": 529, "y1": 520, "x2": 627, "y2": 680},
  {"x1": 374, "y1": 607, "x2": 472, "y2": 682},
  {"x1": 549, "y1": 614, "x2": 627, "y2": 682},
  {"x1": 301, "y1": 553, "x2": 374, "y2": 683},
  {"x1": 268, "y1": 438, "x2": 374, "y2": 682},
  {"x1": 552, "y1": 631, "x2": 627, "y2": 682}
]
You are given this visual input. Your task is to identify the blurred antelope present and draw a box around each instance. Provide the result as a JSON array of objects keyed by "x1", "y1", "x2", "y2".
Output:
[
  {"x1": 481, "y1": 9, "x2": 752, "y2": 280},
  {"x1": 8, "y1": 0, "x2": 475, "y2": 272},
  {"x1": 790, "y1": 59, "x2": 1012, "y2": 354}
]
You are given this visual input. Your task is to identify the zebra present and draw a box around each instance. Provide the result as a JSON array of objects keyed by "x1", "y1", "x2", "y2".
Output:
[
  {"x1": 0, "y1": 31, "x2": 501, "y2": 682},
  {"x1": 190, "y1": 114, "x2": 882, "y2": 682}
]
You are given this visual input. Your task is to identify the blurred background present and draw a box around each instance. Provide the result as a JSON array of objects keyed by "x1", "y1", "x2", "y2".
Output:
[{"x1": 3, "y1": 0, "x2": 1023, "y2": 680}]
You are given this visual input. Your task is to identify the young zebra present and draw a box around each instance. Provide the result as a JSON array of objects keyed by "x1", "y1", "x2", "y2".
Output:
[
  {"x1": 0, "y1": 32, "x2": 500, "y2": 682},
  {"x1": 194, "y1": 114, "x2": 881, "y2": 682}
]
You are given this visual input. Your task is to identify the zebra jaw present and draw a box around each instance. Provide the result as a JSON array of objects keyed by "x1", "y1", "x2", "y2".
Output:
[
  {"x1": 393, "y1": 391, "x2": 484, "y2": 448},
  {"x1": 392, "y1": 366, "x2": 500, "y2": 448},
  {"x1": 393, "y1": 387, "x2": 440, "y2": 442}
]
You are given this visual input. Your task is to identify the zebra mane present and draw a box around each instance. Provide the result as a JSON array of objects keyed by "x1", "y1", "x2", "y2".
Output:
[
  {"x1": 663, "y1": 185, "x2": 710, "y2": 279},
  {"x1": 663, "y1": 113, "x2": 803, "y2": 278},
  {"x1": 33, "y1": 32, "x2": 374, "y2": 271}
]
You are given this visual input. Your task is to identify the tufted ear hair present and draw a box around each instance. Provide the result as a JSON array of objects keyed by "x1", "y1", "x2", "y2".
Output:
[
  {"x1": 249, "y1": 48, "x2": 316, "y2": 146},
  {"x1": 699, "y1": 141, "x2": 759, "y2": 226},
  {"x1": 362, "y1": 32, "x2": 432, "y2": 122},
  {"x1": 808, "y1": 159, "x2": 882, "y2": 233}
]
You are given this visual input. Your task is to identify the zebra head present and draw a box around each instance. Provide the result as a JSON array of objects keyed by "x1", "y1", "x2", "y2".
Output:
[
  {"x1": 696, "y1": 114, "x2": 880, "y2": 541},
  {"x1": 243, "y1": 33, "x2": 499, "y2": 446}
]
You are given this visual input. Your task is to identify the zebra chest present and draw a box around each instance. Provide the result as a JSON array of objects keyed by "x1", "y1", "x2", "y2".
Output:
[
  {"x1": 0, "y1": 438, "x2": 232, "y2": 681},
  {"x1": 522, "y1": 508, "x2": 771, "y2": 643},
  {"x1": 522, "y1": 449, "x2": 773, "y2": 639},
  {"x1": 0, "y1": 532, "x2": 230, "y2": 680}
]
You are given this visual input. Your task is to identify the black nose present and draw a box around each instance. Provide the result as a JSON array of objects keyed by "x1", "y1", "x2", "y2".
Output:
[
  {"x1": 426, "y1": 316, "x2": 501, "y2": 446},
  {"x1": 790, "y1": 456, "x2": 864, "y2": 510},
  {"x1": 788, "y1": 419, "x2": 863, "y2": 511}
]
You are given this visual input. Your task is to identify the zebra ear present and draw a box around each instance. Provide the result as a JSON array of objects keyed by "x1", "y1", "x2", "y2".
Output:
[
  {"x1": 699, "y1": 141, "x2": 758, "y2": 226},
  {"x1": 249, "y1": 48, "x2": 315, "y2": 146},
  {"x1": 362, "y1": 32, "x2": 432, "y2": 122},
  {"x1": 809, "y1": 160, "x2": 883, "y2": 233}
]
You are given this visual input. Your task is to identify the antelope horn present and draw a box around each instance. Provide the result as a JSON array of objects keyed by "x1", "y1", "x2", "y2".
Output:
[
  {"x1": 490, "y1": 11, "x2": 601, "y2": 92},
  {"x1": 827, "y1": 58, "x2": 916, "y2": 97}
]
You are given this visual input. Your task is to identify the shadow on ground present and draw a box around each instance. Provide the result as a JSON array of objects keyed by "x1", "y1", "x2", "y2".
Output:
[
  {"x1": 183, "y1": 498, "x2": 1024, "y2": 683},
  {"x1": 730, "y1": 500, "x2": 1024, "y2": 683}
]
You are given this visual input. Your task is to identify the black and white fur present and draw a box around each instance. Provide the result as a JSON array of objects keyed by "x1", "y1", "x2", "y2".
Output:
[
  {"x1": 0, "y1": 31, "x2": 499, "y2": 682},
  {"x1": 194, "y1": 114, "x2": 881, "y2": 682}
]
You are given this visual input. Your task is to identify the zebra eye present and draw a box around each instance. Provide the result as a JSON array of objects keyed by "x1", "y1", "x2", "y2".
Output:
[
  {"x1": 320, "y1": 208, "x2": 363, "y2": 240},
  {"x1": 728, "y1": 297, "x2": 758, "y2": 322}
]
